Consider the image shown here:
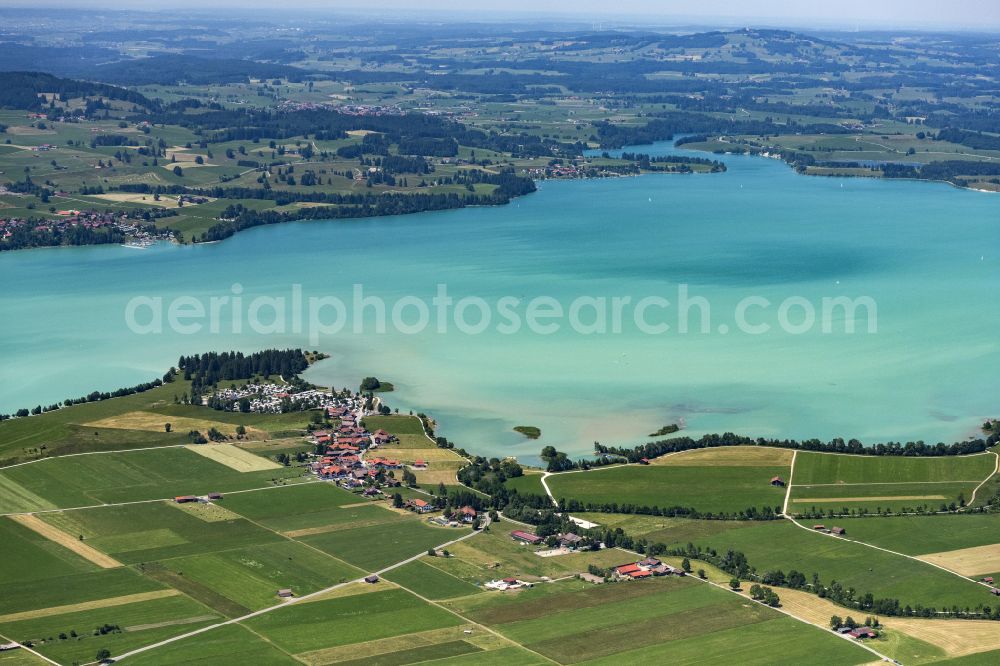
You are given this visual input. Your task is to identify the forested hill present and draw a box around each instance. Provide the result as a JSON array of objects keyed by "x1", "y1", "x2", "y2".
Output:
[{"x1": 0, "y1": 71, "x2": 154, "y2": 110}]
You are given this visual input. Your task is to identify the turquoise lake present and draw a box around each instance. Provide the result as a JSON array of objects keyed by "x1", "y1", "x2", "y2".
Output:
[{"x1": 2, "y1": 141, "x2": 999, "y2": 461}]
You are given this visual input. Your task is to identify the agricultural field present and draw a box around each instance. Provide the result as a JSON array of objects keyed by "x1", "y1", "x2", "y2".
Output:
[
  {"x1": 503, "y1": 470, "x2": 548, "y2": 497},
  {"x1": 571, "y1": 513, "x2": 991, "y2": 610},
  {"x1": 0, "y1": 446, "x2": 304, "y2": 513},
  {"x1": 241, "y1": 587, "x2": 464, "y2": 654},
  {"x1": 382, "y1": 560, "x2": 483, "y2": 600},
  {"x1": 0, "y1": 592, "x2": 219, "y2": 664},
  {"x1": 546, "y1": 451, "x2": 790, "y2": 515},
  {"x1": 788, "y1": 451, "x2": 997, "y2": 514},
  {"x1": 35, "y1": 501, "x2": 285, "y2": 564},
  {"x1": 147, "y1": 541, "x2": 364, "y2": 612},
  {"x1": 446, "y1": 576, "x2": 871, "y2": 665},
  {"x1": 299, "y1": 518, "x2": 468, "y2": 572},
  {"x1": 219, "y1": 481, "x2": 402, "y2": 533}
]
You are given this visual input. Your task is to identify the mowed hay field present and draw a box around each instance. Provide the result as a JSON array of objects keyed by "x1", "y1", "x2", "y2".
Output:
[
  {"x1": 85, "y1": 411, "x2": 258, "y2": 439},
  {"x1": 0, "y1": 446, "x2": 303, "y2": 512},
  {"x1": 8, "y1": 514, "x2": 122, "y2": 568},
  {"x1": 651, "y1": 445, "x2": 795, "y2": 467},
  {"x1": 546, "y1": 458, "x2": 790, "y2": 514},
  {"x1": 789, "y1": 451, "x2": 996, "y2": 513},
  {"x1": 447, "y1": 576, "x2": 870, "y2": 665},
  {"x1": 918, "y1": 544, "x2": 1000, "y2": 577},
  {"x1": 184, "y1": 443, "x2": 282, "y2": 472}
]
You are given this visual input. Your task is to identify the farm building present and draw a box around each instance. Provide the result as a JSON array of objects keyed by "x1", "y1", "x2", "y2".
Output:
[
  {"x1": 174, "y1": 495, "x2": 197, "y2": 503},
  {"x1": 830, "y1": 526, "x2": 846, "y2": 536},
  {"x1": 459, "y1": 506, "x2": 477, "y2": 522},
  {"x1": 277, "y1": 589, "x2": 294, "y2": 598},
  {"x1": 558, "y1": 532, "x2": 583, "y2": 548},
  {"x1": 511, "y1": 530, "x2": 543, "y2": 545},
  {"x1": 207, "y1": 492, "x2": 223, "y2": 500},
  {"x1": 770, "y1": 476, "x2": 785, "y2": 487},
  {"x1": 849, "y1": 627, "x2": 877, "y2": 639},
  {"x1": 364, "y1": 575, "x2": 380, "y2": 584},
  {"x1": 406, "y1": 499, "x2": 434, "y2": 513}
]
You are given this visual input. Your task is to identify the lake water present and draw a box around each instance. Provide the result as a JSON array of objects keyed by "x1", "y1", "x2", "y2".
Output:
[{"x1": 2, "y1": 141, "x2": 999, "y2": 462}]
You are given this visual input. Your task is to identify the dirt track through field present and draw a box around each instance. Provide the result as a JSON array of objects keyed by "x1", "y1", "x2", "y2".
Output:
[
  {"x1": 917, "y1": 543, "x2": 1000, "y2": 576},
  {"x1": 791, "y1": 495, "x2": 946, "y2": 503},
  {"x1": 8, "y1": 514, "x2": 122, "y2": 568},
  {"x1": 0, "y1": 590, "x2": 181, "y2": 623}
]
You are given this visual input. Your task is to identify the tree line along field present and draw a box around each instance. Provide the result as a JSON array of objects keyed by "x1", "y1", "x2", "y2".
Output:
[{"x1": 567, "y1": 511, "x2": 992, "y2": 611}]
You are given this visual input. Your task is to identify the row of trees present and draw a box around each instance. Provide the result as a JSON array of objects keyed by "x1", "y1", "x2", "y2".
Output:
[{"x1": 594, "y1": 431, "x2": 992, "y2": 463}]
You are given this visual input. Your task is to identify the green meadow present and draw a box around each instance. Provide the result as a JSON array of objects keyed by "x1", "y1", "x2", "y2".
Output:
[
  {"x1": 450, "y1": 576, "x2": 868, "y2": 666},
  {"x1": 546, "y1": 464, "x2": 789, "y2": 514},
  {"x1": 792, "y1": 451, "x2": 995, "y2": 484},
  {"x1": 0, "y1": 594, "x2": 218, "y2": 664},
  {"x1": 299, "y1": 519, "x2": 465, "y2": 571},
  {"x1": 823, "y1": 513, "x2": 1000, "y2": 556},
  {"x1": 124, "y1": 624, "x2": 296, "y2": 665},
  {"x1": 503, "y1": 471, "x2": 548, "y2": 497},
  {"x1": 589, "y1": 515, "x2": 988, "y2": 609},
  {"x1": 151, "y1": 541, "x2": 364, "y2": 611},
  {"x1": 0, "y1": 517, "x2": 100, "y2": 586},
  {"x1": 39, "y1": 501, "x2": 284, "y2": 564},
  {"x1": 0, "y1": 447, "x2": 303, "y2": 512},
  {"x1": 383, "y1": 559, "x2": 483, "y2": 600},
  {"x1": 242, "y1": 588, "x2": 463, "y2": 653},
  {"x1": 788, "y1": 451, "x2": 996, "y2": 514}
]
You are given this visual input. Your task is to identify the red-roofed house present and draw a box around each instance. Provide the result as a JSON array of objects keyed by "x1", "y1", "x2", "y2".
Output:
[
  {"x1": 407, "y1": 499, "x2": 433, "y2": 513},
  {"x1": 511, "y1": 530, "x2": 543, "y2": 545}
]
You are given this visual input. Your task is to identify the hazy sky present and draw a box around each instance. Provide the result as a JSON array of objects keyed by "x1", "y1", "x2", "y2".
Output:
[{"x1": 12, "y1": 0, "x2": 1000, "y2": 30}]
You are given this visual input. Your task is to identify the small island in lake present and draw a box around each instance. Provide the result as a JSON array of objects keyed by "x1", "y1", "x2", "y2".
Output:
[
  {"x1": 514, "y1": 425, "x2": 541, "y2": 439},
  {"x1": 649, "y1": 423, "x2": 681, "y2": 437},
  {"x1": 360, "y1": 376, "x2": 394, "y2": 392}
]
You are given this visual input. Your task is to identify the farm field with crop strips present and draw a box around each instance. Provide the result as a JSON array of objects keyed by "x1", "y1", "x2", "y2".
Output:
[
  {"x1": 447, "y1": 576, "x2": 870, "y2": 665},
  {"x1": 546, "y1": 463, "x2": 789, "y2": 514},
  {"x1": 0, "y1": 446, "x2": 303, "y2": 512},
  {"x1": 788, "y1": 451, "x2": 996, "y2": 514}
]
